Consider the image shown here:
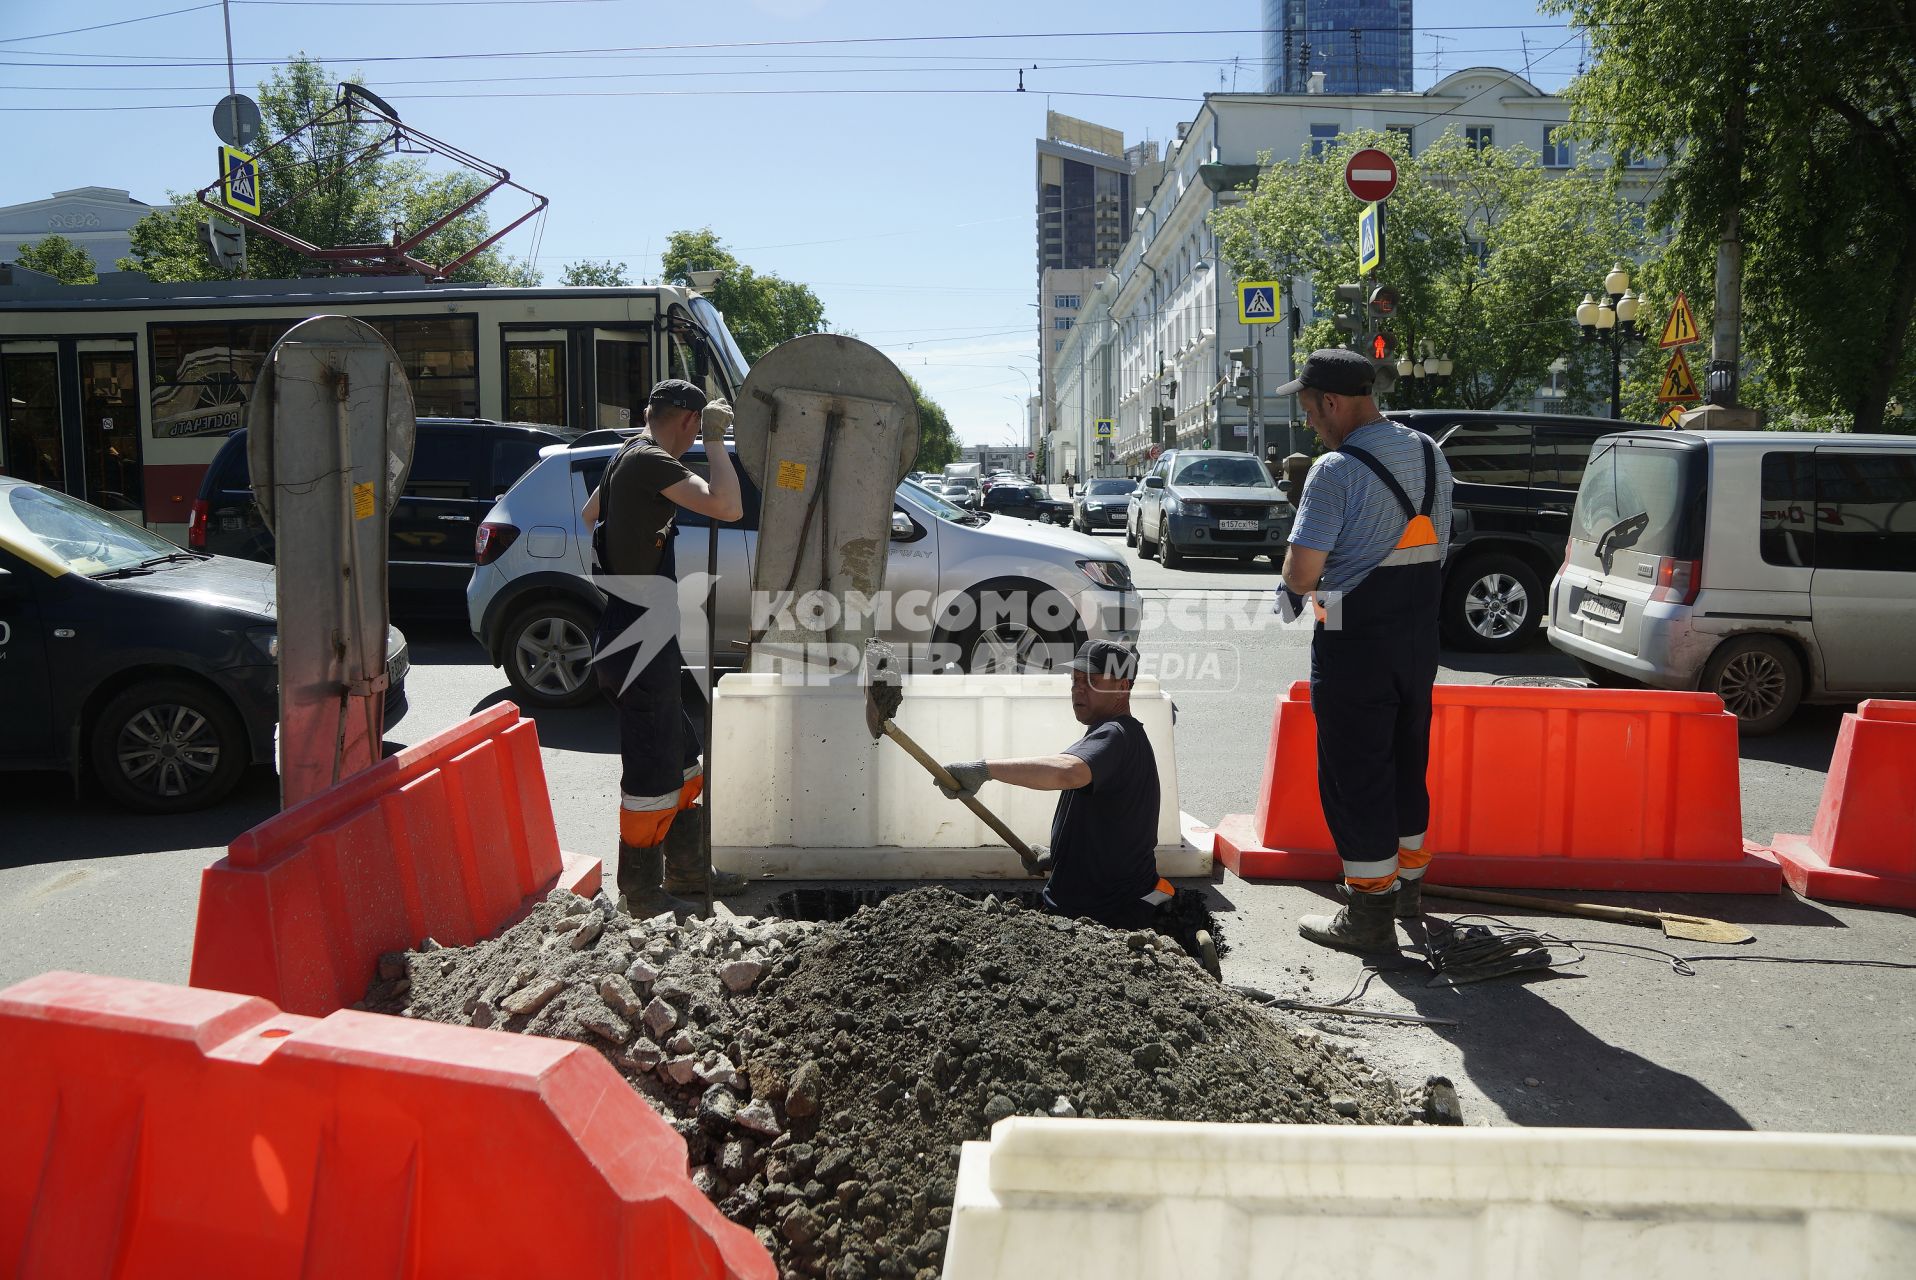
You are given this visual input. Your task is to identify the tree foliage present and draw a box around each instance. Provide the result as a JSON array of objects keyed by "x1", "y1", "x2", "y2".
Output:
[
  {"x1": 906, "y1": 375, "x2": 960, "y2": 471},
  {"x1": 659, "y1": 229, "x2": 826, "y2": 361},
  {"x1": 1213, "y1": 129, "x2": 1653, "y2": 416},
  {"x1": 10, "y1": 235, "x2": 98, "y2": 284},
  {"x1": 560, "y1": 259, "x2": 632, "y2": 287},
  {"x1": 1544, "y1": 0, "x2": 1916, "y2": 432},
  {"x1": 119, "y1": 55, "x2": 538, "y2": 286}
]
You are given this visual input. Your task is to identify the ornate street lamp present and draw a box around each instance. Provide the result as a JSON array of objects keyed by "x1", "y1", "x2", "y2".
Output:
[{"x1": 1576, "y1": 265, "x2": 1642, "y2": 418}]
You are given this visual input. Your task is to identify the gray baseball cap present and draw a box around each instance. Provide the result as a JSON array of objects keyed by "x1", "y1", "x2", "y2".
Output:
[
  {"x1": 647, "y1": 378, "x2": 708, "y2": 412},
  {"x1": 1067, "y1": 639, "x2": 1140, "y2": 681}
]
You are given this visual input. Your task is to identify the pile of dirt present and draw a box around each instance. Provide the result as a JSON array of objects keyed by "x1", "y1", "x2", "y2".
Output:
[{"x1": 368, "y1": 886, "x2": 1412, "y2": 1280}]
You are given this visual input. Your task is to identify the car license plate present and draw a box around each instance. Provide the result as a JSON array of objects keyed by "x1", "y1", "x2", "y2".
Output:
[
  {"x1": 1219, "y1": 519, "x2": 1259, "y2": 531},
  {"x1": 1580, "y1": 594, "x2": 1625, "y2": 625}
]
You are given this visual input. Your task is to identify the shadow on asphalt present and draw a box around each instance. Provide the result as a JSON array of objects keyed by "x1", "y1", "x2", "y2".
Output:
[
  {"x1": 1436, "y1": 642, "x2": 1582, "y2": 680},
  {"x1": 1736, "y1": 704, "x2": 1846, "y2": 769},
  {"x1": 398, "y1": 618, "x2": 489, "y2": 666},
  {"x1": 0, "y1": 768, "x2": 279, "y2": 867}
]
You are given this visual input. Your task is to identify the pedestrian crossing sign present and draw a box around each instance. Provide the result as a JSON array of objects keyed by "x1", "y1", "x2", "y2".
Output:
[
  {"x1": 1238, "y1": 281, "x2": 1281, "y2": 325},
  {"x1": 219, "y1": 145, "x2": 261, "y2": 217},
  {"x1": 1659, "y1": 291, "x2": 1700, "y2": 348},
  {"x1": 1657, "y1": 348, "x2": 1701, "y2": 403},
  {"x1": 1357, "y1": 201, "x2": 1382, "y2": 276},
  {"x1": 1095, "y1": 417, "x2": 1113, "y2": 438}
]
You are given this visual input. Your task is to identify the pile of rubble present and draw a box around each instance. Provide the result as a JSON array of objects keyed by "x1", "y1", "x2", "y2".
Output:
[{"x1": 369, "y1": 886, "x2": 1412, "y2": 1280}]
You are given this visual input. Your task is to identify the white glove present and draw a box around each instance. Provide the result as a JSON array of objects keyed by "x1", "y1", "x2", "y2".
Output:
[
  {"x1": 701, "y1": 398, "x2": 733, "y2": 441},
  {"x1": 1030, "y1": 845, "x2": 1054, "y2": 876}
]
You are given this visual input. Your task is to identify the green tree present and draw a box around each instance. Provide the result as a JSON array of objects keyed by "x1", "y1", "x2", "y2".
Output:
[
  {"x1": 1544, "y1": 0, "x2": 1916, "y2": 432},
  {"x1": 907, "y1": 376, "x2": 960, "y2": 471},
  {"x1": 659, "y1": 229, "x2": 826, "y2": 360},
  {"x1": 118, "y1": 55, "x2": 538, "y2": 285},
  {"x1": 10, "y1": 235, "x2": 98, "y2": 284},
  {"x1": 560, "y1": 259, "x2": 632, "y2": 287},
  {"x1": 1212, "y1": 129, "x2": 1653, "y2": 417}
]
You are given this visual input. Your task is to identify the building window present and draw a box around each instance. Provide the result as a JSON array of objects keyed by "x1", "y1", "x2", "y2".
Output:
[
  {"x1": 1054, "y1": 317, "x2": 1074, "y2": 331},
  {"x1": 1465, "y1": 126, "x2": 1494, "y2": 153},
  {"x1": 1053, "y1": 294, "x2": 1081, "y2": 310},
  {"x1": 1543, "y1": 130, "x2": 1572, "y2": 167},
  {"x1": 1309, "y1": 123, "x2": 1340, "y2": 157},
  {"x1": 1385, "y1": 124, "x2": 1414, "y2": 157},
  {"x1": 1054, "y1": 338, "x2": 1065, "y2": 352}
]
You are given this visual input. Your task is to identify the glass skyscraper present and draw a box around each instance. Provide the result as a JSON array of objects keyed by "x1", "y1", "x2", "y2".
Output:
[{"x1": 1263, "y1": 0, "x2": 1414, "y2": 95}]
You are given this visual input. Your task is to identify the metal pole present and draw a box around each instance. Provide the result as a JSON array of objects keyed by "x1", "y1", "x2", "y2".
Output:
[
  {"x1": 1251, "y1": 332, "x2": 1263, "y2": 457},
  {"x1": 1610, "y1": 331, "x2": 1623, "y2": 420}
]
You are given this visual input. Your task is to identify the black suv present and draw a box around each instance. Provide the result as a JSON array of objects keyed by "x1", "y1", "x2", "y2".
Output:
[
  {"x1": 981, "y1": 481, "x2": 1070, "y2": 524},
  {"x1": 191, "y1": 418, "x2": 574, "y2": 616},
  {"x1": 1385, "y1": 410, "x2": 1655, "y2": 652}
]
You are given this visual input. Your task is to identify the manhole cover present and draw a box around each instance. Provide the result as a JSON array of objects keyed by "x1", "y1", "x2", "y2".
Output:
[{"x1": 1490, "y1": 676, "x2": 1591, "y2": 688}]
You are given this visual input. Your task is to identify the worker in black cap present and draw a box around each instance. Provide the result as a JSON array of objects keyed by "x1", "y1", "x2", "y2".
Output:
[
  {"x1": 936, "y1": 640, "x2": 1177, "y2": 931},
  {"x1": 581, "y1": 378, "x2": 746, "y2": 916},
  {"x1": 1274, "y1": 348, "x2": 1454, "y2": 954}
]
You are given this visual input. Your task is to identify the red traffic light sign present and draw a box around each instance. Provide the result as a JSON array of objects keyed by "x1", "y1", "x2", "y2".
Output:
[
  {"x1": 1369, "y1": 332, "x2": 1396, "y2": 361},
  {"x1": 1345, "y1": 148, "x2": 1399, "y2": 202}
]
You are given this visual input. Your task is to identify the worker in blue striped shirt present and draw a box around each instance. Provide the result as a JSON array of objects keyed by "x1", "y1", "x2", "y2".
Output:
[{"x1": 1275, "y1": 349, "x2": 1455, "y2": 954}]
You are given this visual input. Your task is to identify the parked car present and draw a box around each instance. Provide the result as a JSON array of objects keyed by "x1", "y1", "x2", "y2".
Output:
[
  {"x1": 941, "y1": 478, "x2": 983, "y2": 510},
  {"x1": 192, "y1": 418, "x2": 576, "y2": 617},
  {"x1": 1549, "y1": 430, "x2": 1916, "y2": 734},
  {"x1": 1384, "y1": 410, "x2": 1655, "y2": 653},
  {"x1": 1073, "y1": 478, "x2": 1138, "y2": 534},
  {"x1": 983, "y1": 481, "x2": 1071, "y2": 524},
  {"x1": 1131, "y1": 450, "x2": 1293, "y2": 566},
  {"x1": 467, "y1": 451, "x2": 1140, "y2": 708},
  {"x1": 0, "y1": 477, "x2": 408, "y2": 811}
]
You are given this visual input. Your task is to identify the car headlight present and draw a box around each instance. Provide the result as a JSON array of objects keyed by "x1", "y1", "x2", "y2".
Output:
[
  {"x1": 1183, "y1": 501, "x2": 1210, "y2": 518},
  {"x1": 1077, "y1": 559, "x2": 1133, "y2": 590},
  {"x1": 244, "y1": 626, "x2": 278, "y2": 661},
  {"x1": 1162, "y1": 496, "x2": 1180, "y2": 514}
]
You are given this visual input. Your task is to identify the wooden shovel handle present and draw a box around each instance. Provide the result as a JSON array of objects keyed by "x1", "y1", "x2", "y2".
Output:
[
  {"x1": 881, "y1": 721, "x2": 1041, "y2": 875},
  {"x1": 1426, "y1": 885, "x2": 1673, "y2": 927}
]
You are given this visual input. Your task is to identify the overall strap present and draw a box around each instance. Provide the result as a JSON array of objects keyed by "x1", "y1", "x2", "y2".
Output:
[
  {"x1": 1416, "y1": 433, "x2": 1437, "y2": 517},
  {"x1": 1338, "y1": 443, "x2": 1416, "y2": 521}
]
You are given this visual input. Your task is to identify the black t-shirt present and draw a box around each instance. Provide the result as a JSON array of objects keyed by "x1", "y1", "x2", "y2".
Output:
[
  {"x1": 1045, "y1": 714, "x2": 1160, "y2": 924},
  {"x1": 595, "y1": 437, "x2": 691, "y2": 577}
]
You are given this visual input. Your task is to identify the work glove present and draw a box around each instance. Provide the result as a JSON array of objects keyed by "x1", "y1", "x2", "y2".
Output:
[
  {"x1": 701, "y1": 398, "x2": 733, "y2": 442},
  {"x1": 1275, "y1": 584, "x2": 1308, "y2": 624},
  {"x1": 936, "y1": 760, "x2": 990, "y2": 800},
  {"x1": 1029, "y1": 845, "x2": 1054, "y2": 876}
]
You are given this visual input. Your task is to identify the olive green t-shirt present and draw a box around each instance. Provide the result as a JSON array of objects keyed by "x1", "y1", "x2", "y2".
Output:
[{"x1": 596, "y1": 437, "x2": 692, "y2": 577}]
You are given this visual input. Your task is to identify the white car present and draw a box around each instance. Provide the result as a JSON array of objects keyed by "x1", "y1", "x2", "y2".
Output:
[{"x1": 466, "y1": 440, "x2": 1142, "y2": 707}]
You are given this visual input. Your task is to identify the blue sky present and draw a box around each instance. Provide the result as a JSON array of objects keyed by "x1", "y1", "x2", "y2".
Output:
[{"x1": 3, "y1": 0, "x2": 1584, "y2": 444}]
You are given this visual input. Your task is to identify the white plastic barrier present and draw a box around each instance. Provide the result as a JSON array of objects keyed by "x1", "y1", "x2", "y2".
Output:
[
  {"x1": 710, "y1": 673, "x2": 1207, "y2": 879},
  {"x1": 944, "y1": 1118, "x2": 1916, "y2": 1280}
]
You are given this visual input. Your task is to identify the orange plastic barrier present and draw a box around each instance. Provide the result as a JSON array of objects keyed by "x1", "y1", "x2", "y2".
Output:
[
  {"x1": 0, "y1": 971, "x2": 774, "y2": 1280},
  {"x1": 192, "y1": 703, "x2": 600, "y2": 1016},
  {"x1": 1759, "y1": 700, "x2": 1916, "y2": 909},
  {"x1": 1214, "y1": 681, "x2": 1780, "y2": 893}
]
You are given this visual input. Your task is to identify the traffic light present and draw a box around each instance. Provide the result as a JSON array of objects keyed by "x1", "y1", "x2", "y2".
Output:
[
  {"x1": 199, "y1": 218, "x2": 246, "y2": 273},
  {"x1": 1331, "y1": 283, "x2": 1367, "y2": 348},
  {"x1": 1149, "y1": 404, "x2": 1167, "y2": 444},
  {"x1": 1367, "y1": 284, "x2": 1401, "y2": 323},
  {"x1": 1371, "y1": 360, "x2": 1400, "y2": 394},
  {"x1": 1368, "y1": 331, "x2": 1396, "y2": 362},
  {"x1": 1228, "y1": 347, "x2": 1255, "y2": 406}
]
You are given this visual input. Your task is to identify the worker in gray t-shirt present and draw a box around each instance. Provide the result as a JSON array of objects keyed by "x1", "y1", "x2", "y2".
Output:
[{"x1": 1275, "y1": 350, "x2": 1455, "y2": 955}]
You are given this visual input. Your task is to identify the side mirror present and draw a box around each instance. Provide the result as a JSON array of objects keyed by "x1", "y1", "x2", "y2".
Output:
[
  {"x1": 1144, "y1": 475, "x2": 1165, "y2": 490},
  {"x1": 891, "y1": 510, "x2": 914, "y2": 540}
]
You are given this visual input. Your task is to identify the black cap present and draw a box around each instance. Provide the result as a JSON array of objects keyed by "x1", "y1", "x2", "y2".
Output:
[
  {"x1": 647, "y1": 378, "x2": 708, "y2": 412},
  {"x1": 1274, "y1": 348, "x2": 1375, "y2": 398},
  {"x1": 1067, "y1": 639, "x2": 1140, "y2": 682}
]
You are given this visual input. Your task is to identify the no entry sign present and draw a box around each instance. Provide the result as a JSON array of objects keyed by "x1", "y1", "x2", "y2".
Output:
[{"x1": 1345, "y1": 148, "x2": 1398, "y2": 203}]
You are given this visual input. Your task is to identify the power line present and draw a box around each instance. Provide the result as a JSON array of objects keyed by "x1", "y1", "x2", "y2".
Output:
[
  {"x1": 0, "y1": 87, "x2": 1211, "y2": 112},
  {"x1": 0, "y1": 3, "x2": 219, "y2": 46}
]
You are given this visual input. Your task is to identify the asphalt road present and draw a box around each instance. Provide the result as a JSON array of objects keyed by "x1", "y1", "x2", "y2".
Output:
[{"x1": 3, "y1": 530, "x2": 1910, "y2": 1135}]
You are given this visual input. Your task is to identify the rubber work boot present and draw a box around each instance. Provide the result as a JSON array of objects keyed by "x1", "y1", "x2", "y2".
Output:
[
  {"x1": 616, "y1": 841, "x2": 694, "y2": 920},
  {"x1": 1298, "y1": 885, "x2": 1400, "y2": 955},
  {"x1": 1394, "y1": 877, "x2": 1423, "y2": 919},
  {"x1": 662, "y1": 807, "x2": 747, "y2": 896}
]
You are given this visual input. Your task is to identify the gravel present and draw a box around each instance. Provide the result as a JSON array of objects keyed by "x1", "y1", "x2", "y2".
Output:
[{"x1": 366, "y1": 885, "x2": 1415, "y2": 1280}]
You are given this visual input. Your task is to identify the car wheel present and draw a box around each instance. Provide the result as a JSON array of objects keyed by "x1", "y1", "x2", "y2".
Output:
[
  {"x1": 1160, "y1": 535, "x2": 1184, "y2": 568},
  {"x1": 1124, "y1": 517, "x2": 1138, "y2": 548},
  {"x1": 90, "y1": 679, "x2": 248, "y2": 813},
  {"x1": 1702, "y1": 636, "x2": 1802, "y2": 736},
  {"x1": 1443, "y1": 553, "x2": 1544, "y2": 652},
  {"x1": 943, "y1": 587, "x2": 1078, "y2": 675},
  {"x1": 1138, "y1": 520, "x2": 1158, "y2": 558},
  {"x1": 1574, "y1": 659, "x2": 1641, "y2": 689},
  {"x1": 503, "y1": 598, "x2": 602, "y2": 709}
]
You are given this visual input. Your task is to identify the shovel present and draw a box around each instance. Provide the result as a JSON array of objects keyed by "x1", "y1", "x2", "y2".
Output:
[
  {"x1": 862, "y1": 639, "x2": 1043, "y2": 877},
  {"x1": 1423, "y1": 886, "x2": 1754, "y2": 945}
]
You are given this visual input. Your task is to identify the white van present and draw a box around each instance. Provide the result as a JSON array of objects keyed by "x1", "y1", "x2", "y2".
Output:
[{"x1": 1548, "y1": 431, "x2": 1916, "y2": 733}]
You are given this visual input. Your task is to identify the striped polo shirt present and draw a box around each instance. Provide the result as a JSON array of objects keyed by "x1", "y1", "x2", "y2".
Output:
[{"x1": 1288, "y1": 419, "x2": 1456, "y2": 594}]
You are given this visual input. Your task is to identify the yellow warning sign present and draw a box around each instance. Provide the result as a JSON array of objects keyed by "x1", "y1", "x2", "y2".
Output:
[
  {"x1": 352, "y1": 480, "x2": 375, "y2": 519},
  {"x1": 1657, "y1": 348, "x2": 1701, "y2": 403},
  {"x1": 776, "y1": 460, "x2": 808, "y2": 491},
  {"x1": 1659, "y1": 291, "x2": 1700, "y2": 348},
  {"x1": 1658, "y1": 402, "x2": 1687, "y2": 428}
]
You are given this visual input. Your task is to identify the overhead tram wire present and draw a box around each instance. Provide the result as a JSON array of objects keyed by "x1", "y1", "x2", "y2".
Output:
[{"x1": 0, "y1": 3, "x2": 221, "y2": 45}]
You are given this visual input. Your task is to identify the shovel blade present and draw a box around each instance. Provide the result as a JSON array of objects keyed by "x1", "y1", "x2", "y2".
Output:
[{"x1": 1659, "y1": 917, "x2": 1755, "y2": 945}]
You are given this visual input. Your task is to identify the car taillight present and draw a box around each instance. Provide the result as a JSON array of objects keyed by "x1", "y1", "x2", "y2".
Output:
[
  {"x1": 187, "y1": 499, "x2": 208, "y2": 549},
  {"x1": 1650, "y1": 555, "x2": 1701, "y2": 605},
  {"x1": 474, "y1": 522, "x2": 520, "y2": 566}
]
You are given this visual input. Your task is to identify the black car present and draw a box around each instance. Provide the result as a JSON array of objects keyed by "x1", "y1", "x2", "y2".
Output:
[
  {"x1": 191, "y1": 417, "x2": 575, "y2": 617},
  {"x1": 0, "y1": 478, "x2": 408, "y2": 812},
  {"x1": 1071, "y1": 477, "x2": 1138, "y2": 533},
  {"x1": 1385, "y1": 409, "x2": 1656, "y2": 652},
  {"x1": 981, "y1": 481, "x2": 1070, "y2": 524}
]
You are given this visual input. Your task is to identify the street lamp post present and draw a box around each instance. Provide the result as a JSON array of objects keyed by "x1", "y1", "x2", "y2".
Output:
[{"x1": 1576, "y1": 262, "x2": 1643, "y2": 419}]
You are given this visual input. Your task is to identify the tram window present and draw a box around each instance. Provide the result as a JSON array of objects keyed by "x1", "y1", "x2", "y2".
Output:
[
  {"x1": 368, "y1": 316, "x2": 478, "y2": 418},
  {"x1": 1, "y1": 353, "x2": 64, "y2": 488},
  {"x1": 506, "y1": 343, "x2": 566, "y2": 426}
]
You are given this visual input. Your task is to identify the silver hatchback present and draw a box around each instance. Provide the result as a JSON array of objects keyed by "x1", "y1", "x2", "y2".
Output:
[{"x1": 1548, "y1": 431, "x2": 1916, "y2": 734}]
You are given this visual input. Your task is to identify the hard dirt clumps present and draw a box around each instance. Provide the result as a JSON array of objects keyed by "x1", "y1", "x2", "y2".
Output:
[{"x1": 368, "y1": 886, "x2": 1412, "y2": 1280}]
